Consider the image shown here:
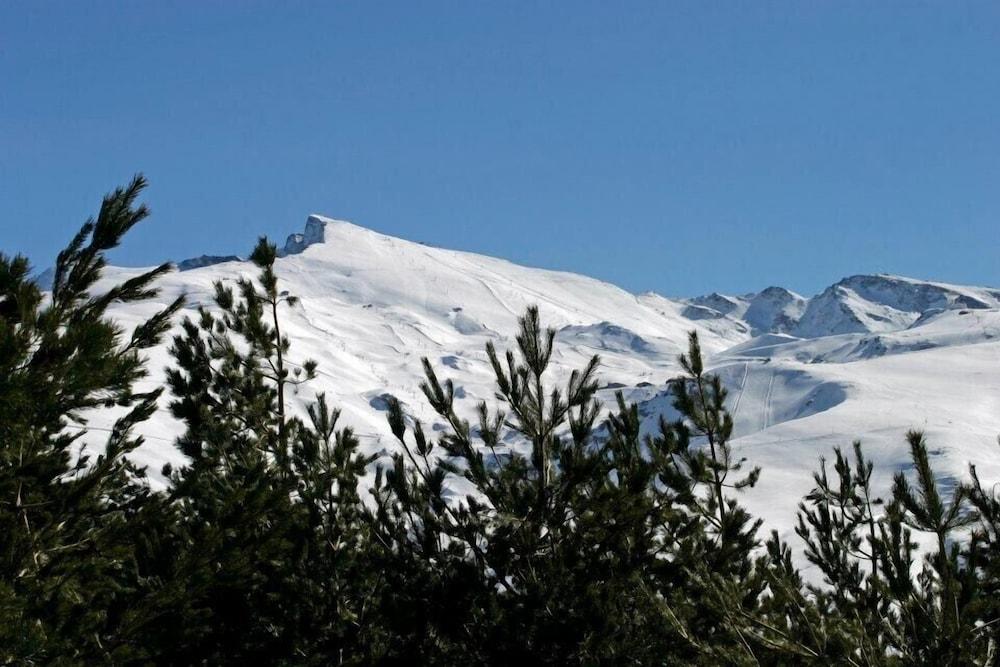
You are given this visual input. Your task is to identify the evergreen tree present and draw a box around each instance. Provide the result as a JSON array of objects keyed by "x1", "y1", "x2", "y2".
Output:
[
  {"x1": 885, "y1": 431, "x2": 982, "y2": 662},
  {"x1": 642, "y1": 332, "x2": 775, "y2": 663},
  {"x1": 787, "y1": 441, "x2": 892, "y2": 660},
  {"x1": 153, "y1": 237, "x2": 374, "y2": 664},
  {"x1": 370, "y1": 311, "x2": 774, "y2": 664},
  {"x1": 373, "y1": 307, "x2": 674, "y2": 662},
  {"x1": 966, "y1": 437, "x2": 1000, "y2": 662},
  {"x1": 784, "y1": 432, "x2": 998, "y2": 664},
  {"x1": 0, "y1": 175, "x2": 182, "y2": 663}
]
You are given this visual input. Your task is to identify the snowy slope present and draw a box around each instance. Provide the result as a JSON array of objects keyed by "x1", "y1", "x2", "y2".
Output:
[{"x1": 86, "y1": 216, "x2": 1000, "y2": 544}]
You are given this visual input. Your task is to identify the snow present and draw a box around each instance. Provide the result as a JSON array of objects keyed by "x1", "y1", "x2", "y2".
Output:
[
  {"x1": 794, "y1": 274, "x2": 1000, "y2": 338},
  {"x1": 743, "y1": 286, "x2": 806, "y2": 335},
  {"x1": 85, "y1": 216, "x2": 1000, "y2": 549}
]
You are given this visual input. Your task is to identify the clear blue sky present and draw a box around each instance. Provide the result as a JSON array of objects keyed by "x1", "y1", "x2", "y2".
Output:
[{"x1": 2, "y1": 2, "x2": 999, "y2": 297}]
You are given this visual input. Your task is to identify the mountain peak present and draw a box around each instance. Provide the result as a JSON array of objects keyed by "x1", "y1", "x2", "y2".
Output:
[
  {"x1": 172, "y1": 216, "x2": 1000, "y2": 345},
  {"x1": 281, "y1": 214, "x2": 364, "y2": 255},
  {"x1": 744, "y1": 286, "x2": 806, "y2": 335}
]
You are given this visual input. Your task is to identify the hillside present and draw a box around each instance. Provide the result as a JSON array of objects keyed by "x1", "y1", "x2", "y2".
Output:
[{"x1": 90, "y1": 215, "x2": 1000, "y2": 540}]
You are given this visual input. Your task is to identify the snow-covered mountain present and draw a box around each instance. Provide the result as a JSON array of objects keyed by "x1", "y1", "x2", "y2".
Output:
[
  {"x1": 680, "y1": 273, "x2": 1000, "y2": 340},
  {"x1": 90, "y1": 215, "x2": 1000, "y2": 542}
]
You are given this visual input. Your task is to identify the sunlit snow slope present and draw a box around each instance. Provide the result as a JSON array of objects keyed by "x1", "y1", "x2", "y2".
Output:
[{"x1": 91, "y1": 216, "x2": 1000, "y2": 539}]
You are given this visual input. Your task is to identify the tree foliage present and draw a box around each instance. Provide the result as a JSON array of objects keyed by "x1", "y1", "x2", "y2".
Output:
[{"x1": 0, "y1": 175, "x2": 182, "y2": 663}]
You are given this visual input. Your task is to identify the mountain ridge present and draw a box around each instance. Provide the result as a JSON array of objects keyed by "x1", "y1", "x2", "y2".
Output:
[
  {"x1": 174, "y1": 215, "x2": 1000, "y2": 342},
  {"x1": 83, "y1": 215, "x2": 1000, "y2": 543}
]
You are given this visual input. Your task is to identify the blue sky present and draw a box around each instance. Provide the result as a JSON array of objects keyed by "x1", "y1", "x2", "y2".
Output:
[{"x1": 2, "y1": 2, "x2": 999, "y2": 297}]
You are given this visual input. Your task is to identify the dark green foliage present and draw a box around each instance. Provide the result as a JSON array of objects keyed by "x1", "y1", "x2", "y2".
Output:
[
  {"x1": 0, "y1": 175, "x2": 182, "y2": 663},
  {"x1": 782, "y1": 432, "x2": 1000, "y2": 664},
  {"x1": 153, "y1": 237, "x2": 374, "y2": 664},
  {"x1": 966, "y1": 439, "x2": 1000, "y2": 661},
  {"x1": 641, "y1": 332, "x2": 769, "y2": 660},
  {"x1": 370, "y1": 310, "x2": 772, "y2": 664}
]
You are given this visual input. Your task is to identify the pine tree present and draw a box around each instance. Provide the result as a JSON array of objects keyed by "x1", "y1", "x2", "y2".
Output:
[
  {"x1": 639, "y1": 332, "x2": 768, "y2": 662},
  {"x1": 885, "y1": 430, "x2": 982, "y2": 663},
  {"x1": 782, "y1": 431, "x2": 1000, "y2": 664},
  {"x1": 371, "y1": 310, "x2": 754, "y2": 664},
  {"x1": 966, "y1": 437, "x2": 1000, "y2": 662},
  {"x1": 661, "y1": 332, "x2": 762, "y2": 570},
  {"x1": 0, "y1": 175, "x2": 182, "y2": 663},
  {"x1": 153, "y1": 236, "x2": 374, "y2": 664},
  {"x1": 369, "y1": 305, "x2": 610, "y2": 661}
]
